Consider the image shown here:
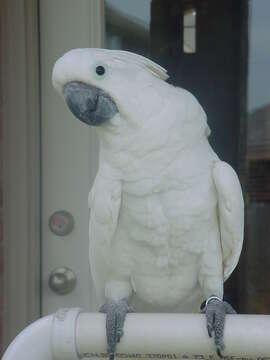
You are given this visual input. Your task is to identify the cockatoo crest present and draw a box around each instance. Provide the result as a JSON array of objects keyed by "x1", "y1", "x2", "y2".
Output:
[{"x1": 107, "y1": 50, "x2": 169, "y2": 81}]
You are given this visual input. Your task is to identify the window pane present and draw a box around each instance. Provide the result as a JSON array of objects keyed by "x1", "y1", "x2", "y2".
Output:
[
  {"x1": 183, "y1": 8, "x2": 196, "y2": 27},
  {"x1": 183, "y1": 27, "x2": 196, "y2": 53},
  {"x1": 104, "y1": 0, "x2": 270, "y2": 314}
]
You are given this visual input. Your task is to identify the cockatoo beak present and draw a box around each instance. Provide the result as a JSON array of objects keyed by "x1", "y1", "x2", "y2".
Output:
[{"x1": 63, "y1": 81, "x2": 119, "y2": 126}]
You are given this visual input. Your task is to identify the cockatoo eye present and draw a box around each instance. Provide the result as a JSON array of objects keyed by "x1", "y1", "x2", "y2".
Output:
[
  {"x1": 95, "y1": 65, "x2": 106, "y2": 76},
  {"x1": 93, "y1": 62, "x2": 108, "y2": 79}
]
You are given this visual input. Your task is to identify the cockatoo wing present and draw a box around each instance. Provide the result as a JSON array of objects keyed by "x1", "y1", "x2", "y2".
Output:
[
  {"x1": 88, "y1": 173, "x2": 122, "y2": 305},
  {"x1": 213, "y1": 161, "x2": 244, "y2": 281}
]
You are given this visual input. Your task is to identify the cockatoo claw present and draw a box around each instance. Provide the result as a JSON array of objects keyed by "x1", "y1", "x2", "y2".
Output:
[
  {"x1": 217, "y1": 347, "x2": 223, "y2": 358},
  {"x1": 99, "y1": 299, "x2": 133, "y2": 360},
  {"x1": 207, "y1": 324, "x2": 213, "y2": 338},
  {"x1": 201, "y1": 296, "x2": 236, "y2": 358}
]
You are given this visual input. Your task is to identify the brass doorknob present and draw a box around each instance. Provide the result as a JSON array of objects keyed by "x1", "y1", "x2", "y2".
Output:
[{"x1": 48, "y1": 267, "x2": 76, "y2": 295}]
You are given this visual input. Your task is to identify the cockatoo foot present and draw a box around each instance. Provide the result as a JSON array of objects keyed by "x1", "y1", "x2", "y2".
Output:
[
  {"x1": 201, "y1": 296, "x2": 236, "y2": 358},
  {"x1": 99, "y1": 299, "x2": 134, "y2": 360}
]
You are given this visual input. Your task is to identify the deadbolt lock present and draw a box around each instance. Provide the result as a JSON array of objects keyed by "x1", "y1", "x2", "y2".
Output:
[{"x1": 48, "y1": 267, "x2": 76, "y2": 295}]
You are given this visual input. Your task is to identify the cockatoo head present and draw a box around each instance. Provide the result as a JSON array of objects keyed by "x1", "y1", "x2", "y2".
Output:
[{"x1": 52, "y1": 48, "x2": 169, "y2": 129}]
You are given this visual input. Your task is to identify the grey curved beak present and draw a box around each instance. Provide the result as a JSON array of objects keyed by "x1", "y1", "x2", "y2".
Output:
[{"x1": 63, "y1": 81, "x2": 118, "y2": 126}]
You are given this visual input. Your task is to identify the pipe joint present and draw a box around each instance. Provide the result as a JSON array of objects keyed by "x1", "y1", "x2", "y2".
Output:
[{"x1": 52, "y1": 308, "x2": 82, "y2": 360}]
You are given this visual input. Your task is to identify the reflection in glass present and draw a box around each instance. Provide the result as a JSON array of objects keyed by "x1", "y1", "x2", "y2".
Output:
[
  {"x1": 105, "y1": 0, "x2": 151, "y2": 56},
  {"x1": 244, "y1": 0, "x2": 270, "y2": 314}
]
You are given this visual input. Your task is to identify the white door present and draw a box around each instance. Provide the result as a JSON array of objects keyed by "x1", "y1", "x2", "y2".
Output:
[
  {"x1": 40, "y1": 0, "x2": 103, "y2": 315},
  {"x1": 40, "y1": 0, "x2": 152, "y2": 315}
]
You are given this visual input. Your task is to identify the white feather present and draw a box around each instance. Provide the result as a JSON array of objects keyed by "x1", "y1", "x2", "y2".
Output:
[
  {"x1": 108, "y1": 49, "x2": 169, "y2": 81},
  {"x1": 213, "y1": 161, "x2": 244, "y2": 281}
]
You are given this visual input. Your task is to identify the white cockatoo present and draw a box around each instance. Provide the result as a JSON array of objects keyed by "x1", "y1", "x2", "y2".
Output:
[{"x1": 52, "y1": 48, "x2": 244, "y2": 359}]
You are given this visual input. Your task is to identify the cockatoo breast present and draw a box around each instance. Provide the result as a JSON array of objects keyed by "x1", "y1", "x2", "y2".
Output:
[{"x1": 109, "y1": 139, "x2": 220, "y2": 309}]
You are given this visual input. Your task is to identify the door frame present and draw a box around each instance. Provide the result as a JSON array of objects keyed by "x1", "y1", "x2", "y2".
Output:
[
  {"x1": 1, "y1": 0, "x2": 104, "y2": 351},
  {"x1": 1, "y1": 0, "x2": 41, "y2": 350}
]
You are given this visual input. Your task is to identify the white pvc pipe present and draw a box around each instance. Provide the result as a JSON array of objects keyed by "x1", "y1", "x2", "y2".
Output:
[
  {"x1": 77, "y1": 313, "x2": 270, "y2": 359},
  {"x1": 2, "y1": 315, "x2": 53, "y2": 360},
  {"x1": 2, "y1": 309, "x2": 270, "y2": 360}
]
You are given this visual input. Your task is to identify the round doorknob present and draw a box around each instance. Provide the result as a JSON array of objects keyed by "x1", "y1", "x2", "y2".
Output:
[{"x1": 48, "y1": 267, "x2": 76, "y2": 295}]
